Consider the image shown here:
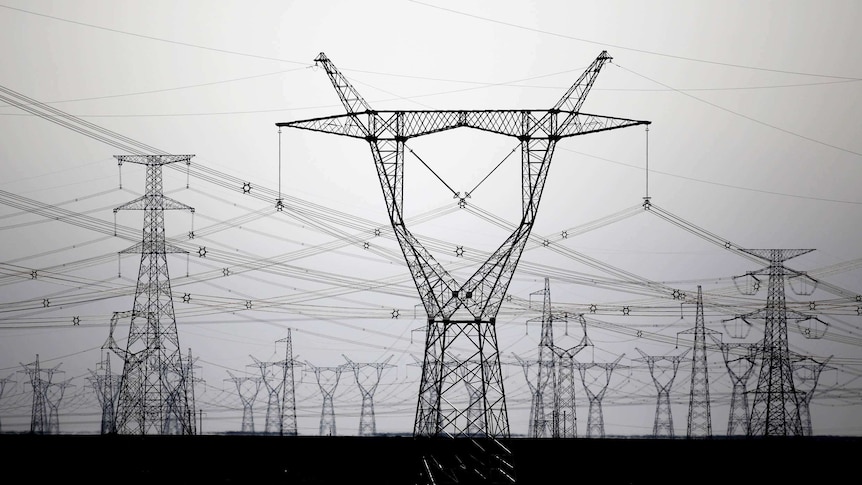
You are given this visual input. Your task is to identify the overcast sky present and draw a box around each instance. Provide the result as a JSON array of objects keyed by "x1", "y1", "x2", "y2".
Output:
[{"x1": 1, "y1": 0, "x2": 860, "y2": 437}]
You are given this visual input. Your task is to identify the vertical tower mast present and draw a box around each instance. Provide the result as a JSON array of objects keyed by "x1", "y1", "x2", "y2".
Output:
[
  {"x1": 112, "y1": 154, "x2": 196, "y2": 435},
  {"x1": 678, "y1": 286, "x2": 718, "y2": 438}
]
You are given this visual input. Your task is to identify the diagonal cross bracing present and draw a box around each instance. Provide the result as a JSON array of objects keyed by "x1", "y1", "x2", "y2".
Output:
[{"x1": 278, "y1": 51, "x2": 648, "y2": 443}]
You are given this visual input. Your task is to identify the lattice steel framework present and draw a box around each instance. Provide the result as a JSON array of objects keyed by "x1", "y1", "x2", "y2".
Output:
[
  {"x1": 718, "y1": 342, "x2": 758, "y2": 436},
  {"x1": 308, "y1": 364, "x2": 344, "y2": 436},
  {"x1": 251, "y1": 356, "x2": 283, "y2": 435},
  {"x1": 636, "y1": 348, "x2": 688, "y2": 438},
  {"x1": 88, "y1": 352, "x2": 121, "y2": 435},
  {"x1": 679, "y1": 286, "x2": 718, "y2": 438},
  {"x1": 792, "y1": 354, "x2": 831, "y2": 436},
  {"x1": 0, "y1": 374, "x2": 15, "y2": 433},
  {"x1": 529, "y1": 277, "x2": 558, "y2": 438},
  {"x1": 738, "y1": 249, "x2": 815, "y2": 436},
  {"x1": 576, "y1": 355, "x2": 624, "y2": 438},
  {"x1": 513, "y1": 356, "x2": 550, "y2": 438},
  {"x1": 344, "y1": 355, "x2": 394, "y2": 436},
  {"x1": 19, "y1": 355, "x2": 60, "y2": 435},
  {"x1": 45, "y1": 378, "x2": 71, "y2": 434},
  {"x1": 108, "y1": 154, "x2": 196, "y2": 435},
  {"x1": 226, "y1": 371, "x2": 261, "y2": 434},
  {"x1": 279, "y1": 50, "x2": 648, "y2": 484},
  {"x1": 549, "y1": 315, "x2": 590, "y2": 438},
  {"x1": 277, "y1": 331, "x2": 300, "y2": 436}
]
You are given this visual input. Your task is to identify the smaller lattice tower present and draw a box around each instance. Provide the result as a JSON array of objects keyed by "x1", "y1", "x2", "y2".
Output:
[
  {"x1": 225, "y1": 371, "x2": 261, "y2": 434},
  {"x1": 513, "y1": 355, "x2": 550, "y2": 438},
  {"x1": 791, "y1": 354, "x2": 832, "y2": 436},
  {"x1": 45, "y1": 378, "x2": 72, "y2": 434},
  {"x1": 277, "y1": 330, "x2": 300, "y2": 436},
  {"x1": 576, "y1": 355, "x2": 624, "y2": 438},
  {"x1": 0, "y1": 374, "x2": 18, "y2": 433},
  {"x1": 343, "y1": 355, "x2": 394, "y2": 436},
  {"x1": 88, "y1": 352, "x2": 122, "y2": 435},
  {"x1": 307, "y1": 363, "x2": 344, "y2": 436},
  {"x1": 717, "y1": 342, "x2": 758, "y2": 436},
  {"x1": 19, "y1": 355, "x2": 61, "y2": 434},
  {"x1": 549, "y1": 315, "x2": 591, "y2": 438},
  {"x1": 677, "y1": 286, "x2": 719, "y2": 438},
  {"x1": 636, "y1": 348, "x2": 689, "y2": 438},
  {"x1": 527, "y1": 277, "x2": 559, "y2": 438},
  {"x1": 250, "y1": 356, "x2": 283, "y2": 435}
]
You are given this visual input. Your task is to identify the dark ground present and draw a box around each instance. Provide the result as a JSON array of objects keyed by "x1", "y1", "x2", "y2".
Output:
[{"x1": 1, "y1": 433, "x2": 858, "y2": 484}]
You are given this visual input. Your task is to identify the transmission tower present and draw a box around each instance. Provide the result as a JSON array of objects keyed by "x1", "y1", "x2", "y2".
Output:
[
  {"x1": 45, "y1": 378, "x2": 72, "y2": 434},
  {"x1": 19, "y1": 355, "x2": 61, "y2": 434},
  {"x1": 512, "y1": 355, "x2": 550, "y2": 438},
  {"x1": 792, "y1": 354, "x2": 832, "y2": 436},
  {"x1": 549, "y1": 315, "x2": 591, "y2": 438},
  {"x1": 307, "y1": 363, "x2": 344, "y2": 436},
  {"x1": 576, "y1": 355, "x2": 625, "y2": 438},
  {"x1": 250, "y1": 356, "x2": 284, "y2": 435},
  {"x1": 717, "y1": 342, "x2": 758, "y2": 436},
  {"x1": 734, "y1": 248, "x2": 819, "y2": 436},
  {"x1": 0, "y1": 374, "x2": 17, "y2": 433},
  {"x1": 278, "y1": 50, "x2": 648, "y2": 484},
  {"x1": 343, "y1": 355, "x2": 394, "y2": 437},
  {"x1": 277, "y1": 330, "x2": 300, "y2": 436},
  {"x1": 525, "y1": 277, "x2": 559, "y2": 438},
  {"x1": 677, "y1": 286, "x2": 719, "y2": 438},
  {"x1": 226, "y1": 371, "x2": 261, "y2": 434},
  {"x1": 108, "y1": 154, "x2": 196, "y2": 435},
  {"x1": 88, "y1": 352, "x2": 122, "y2": 434},
  {"x1": 636, "y1": 348, "x2": 689, "y2": 438}
]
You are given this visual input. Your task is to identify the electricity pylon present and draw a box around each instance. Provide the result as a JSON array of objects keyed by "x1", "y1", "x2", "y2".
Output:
[
  {"x1": 226, "y1": 371, "x2": 261, "y2": 434},
  {"x1": 576, "y1": 355, "x2": 624, "y2": 438},
  {"x1": 513, "y1": 356, "x2": 550, "y2": 438},
  {"x1": 717, "y1": 342, "x2": 758, "y2": 436},
  {"x1": 45, "y1": 378, "x2": 72, "y2": 434},
  {"x1": 677, "y1": 286, "x2": 718, "y2": 438},
  {"x1": 277, "y1": 330, "x2": 300, "y2": 436},
  {"x1": 792, "y1": 354, "x2": 832, "y2": 436},
  {"x1": 19, "y1": 355, "x2": 62, "y2": 434},
  {"x1": 250, "y1": 356, "x2": 283, "y2": 435},
  {"x1": 733, "y1": 248, "x2": 820, "y2": 436},
  {"x1": 307, "y1": 363, "x2": 344, "y2": 436},
  {"x1": 109, "y1": 154, "x2": 196, "y2": 435},
  {"x1": 636, "y1": 348, "x2": 689, "y2": 438},
  {"x1": 279, "y1": 50, "x2": 648, "y2": 484},
  {"x1": 527, "y1": 277, "x2": 558, "y2": 438},
  {"x1": 343, "y1": 355, "x2": 394, "y2": 437},
  {"x1": 549, "y1": 315, "x2": 591, "y2": 438},
  {"x1": 88, "y1": 352, "x2": 122, "y2": 434},
  {"x1": 0, "y1": 374, "x2": 15, "y2": 433}
]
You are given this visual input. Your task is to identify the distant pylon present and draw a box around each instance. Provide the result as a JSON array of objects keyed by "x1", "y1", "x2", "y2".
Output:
[
  {"x1": 792, "y1": 354, "x2": 832, "y2": 436},
  {"x1": 717, "y1": 342, "x2": 758, "y2": 436},
  {"x1": 250, "y1": 355, "x2": 283, "y2": 435},
  {"x1": 19, "y1": 355, "x2": 61, "y2": 434},
  {"x1": 45, "y1": 378, "x2": 72, "y2": 434},
  {"x1": 88, "y1": 352, "x2": 121, "y2": 434},
  {"x1": 636, "y1": 348, "x2": 689, "y2": 438},
  {"x1": 513, "y1": 355, "x2": 550, "y2": 438},
  {"x1": 0, "y1": 374, "x2": 16, "y2": 433},
  {"x1": 344, "y1": 355, "x2": 394, "y2": 436},
  {"x1": 735, "y1": 248, "x2": 818, "y2": 436},
  {"x1": 307, "y1": 363, "x2": 344, "y2": 436},
  {"x1": 677, "y1": 286, "x2": 719, "y2": 438},
  {"x1": 277, "y1": 330, "x2": 300, "y2": 436},
  {"x1": 549, "y1": 315, "x2": 591, "y2": 438},
  {"x1": 110, "y1": 154, "x2": 196, "y2": 435},
  {"x1": 576, "y1": 355, "x2": 624, "y2": 438},
  {"x1": 226, "y1": 371, "x2": 261, "y2": 434},
  {"x1": 528, "y1": 277, "x2": 558, "y2": 438}
]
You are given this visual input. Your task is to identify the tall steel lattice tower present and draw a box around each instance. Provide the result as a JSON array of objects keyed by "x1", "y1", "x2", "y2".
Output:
[
  {"x1": 550, "y1": 315, "x2": 591, "y2": 438},
  {"x1": 344, "y1": 355, "x2": 394, "y2": 436},
  {"x1": 678, "y1": 286, "x2": 718, "y2": 438},
  {"x1": 0, "y1": 374, "x2": 17, "y2": 433},
  {"x1": 576, "y1": 355, "x2": 624, "y2": 438},
  {"x1": 45, "y1": 378, "x2": 72, "y2": 434},
  {"x1": 527, "y1": 278, "x2": 558, "y2": 438},
  {"x1": 307, "y1": 363, "x2": 344, "y2": 436},
  {"x1": 19, "y1": 355, "x2": 60, "y2": 434},
  {"x1": 278, "y1": 51, "x2": 648, "y2": 484},
  {"x1": 718, "y1": 342, "x2": 758, "y2": 436},
  {"x1": 636, "y1": 348, "x2": 688, "y2": 438},
  {"x1": 250, "y1": 356, "x2": 283, "y2": 435},
  {"x1": 277, "y1": 330, "x2": 300, "y2": 436},
  {"x1": 109, "y1": 154, "x2": 196, "y2": 435},
  {"x1": 88, "y1": 352, "x2": 121, "y2": 435},
  {"x1": 737, "y1": 248, "x2": 815, "y2": 436},
  {"x1": 513, "y1": 356, "x2": 550, "y2": 438}
]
